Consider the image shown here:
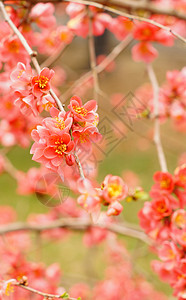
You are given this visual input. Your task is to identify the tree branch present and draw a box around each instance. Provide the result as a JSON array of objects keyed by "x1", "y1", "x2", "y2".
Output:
[
  {"x1": 63, "y1": 0, "x2": 186, "y2": 44},
  {"x1": 62, "y1": 35, "x2": 133, "y2": 101},
  {"x1": 15, "y1": 283, "x2": 76, "y2": 300},
  {"x1": 88, "y1": 7, "x2": 100, "y2": 101},
  {"x1": 106, "y1": 0, "x2": 186, "y2": 21},
  {"x1": 147, "y1": 64, "x2": 168, "y2": 173},
  {"x1": 0, "y1": 218, "x2": 152, "y2": 245},
  {"x1": 3, "y1": 0, "x2": 186, "y2": 22}
]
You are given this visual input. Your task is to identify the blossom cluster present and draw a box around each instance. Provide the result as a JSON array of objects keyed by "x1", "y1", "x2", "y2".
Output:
[
  {"x1": 77, "y1": 174, "x2": 128, "y2": 217},
  {"x1": 159, "y1": 67, "x2": 186, "y2": 130},
  {"x1": 30, "y1": 95, "x2": 101, "y2": 179},
  {"x1": 135, "y1": 67, "x2": 186, "y2": 131},
  {"x1": 139, "y1": 165, "x2": 186, "y2": 299},
  {"x1": 10, "y1": 63, "x2": 55, "y2": 116}
]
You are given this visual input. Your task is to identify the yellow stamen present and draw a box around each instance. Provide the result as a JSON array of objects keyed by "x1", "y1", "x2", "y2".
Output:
[
  {"x1": 53, "y1": 117, "x2": 65, "y2": 130},
  {"x1": 36, "y1": 76, "x2": 49, "y2": 89},
  {"x1": 108, "y1": 183, "x2": 122, "y2": 198},
  {"x1": 55, "y1": 140, "x2": 67, "y2": 155},
  {"x1": 73, "y1": 106, "x2": 87, "y2": 116}
]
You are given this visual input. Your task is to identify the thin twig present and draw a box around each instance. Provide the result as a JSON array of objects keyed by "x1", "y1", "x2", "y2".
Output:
[
  {"x1": 41, "y1": 43, "x2": 70, "y2": 69},
  {"x1": 147, "y1": 64, "x2": 168, "y2": 173},
  {"x1": 62, "y1": 35, "x2": 133, "y2": 101},
  {"x1": 105, "y1": 0, "x2": 186, "y2": 21},
  {"x1": 1, "y1": 154, "x2": 18, "y2": 180},
  {"x1": 88, "y1": 7, "x2": 100, "y2": 101},
  {"x1": 0, "y1": 218, "x2": 152, "y2": 245},
  {"x1": 16, "y1": 283, "x2": 76, "y2": 300},
  {"x1": 74, "y1": 153, "x2": 85, "y2": 180}
]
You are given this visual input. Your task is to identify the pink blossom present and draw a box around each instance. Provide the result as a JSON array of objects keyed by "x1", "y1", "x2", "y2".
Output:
[
  {"x1": 101, "y1": 174, "x2": 128, "y2": 204},
  {"x1": 43, "y1": 107, "x2": 73, "y2": 135},
  {"x1": 68, "y1": 95, "x2": 97, "y2": 123},
  {"x1": 107, "y1": 201, "x2": 123, "y2": 216},
  {"x1": 0, "y1": 279, "x2": 17, "y2": 296},
  {"x1": 30, "y1": 3, "x2": 56, "y2": 29},
  {"x1": 31, "y1": 67, "x2": 54, "y2": 97},
  {"x1": 72, "y1": 125, "x2": 102, "y2": 151},
  {"x1": 31, "y1": 129, "x2": 74, "y2": 177},
  {"x1": 132, "y1": 42, "x2": 158, "y2": 63},
  {"x1": 150, "y1": 171, "x2": 175, "y2": 196},
  {"x1": 109, "y1": 16, "x2": 134, "y2": 40},
  {"x1": 172, "y1": 209, "x2": 186, "y2": 229},
  {"x1": 77, "y1": 178, "x2": 100, "y2": 212}
]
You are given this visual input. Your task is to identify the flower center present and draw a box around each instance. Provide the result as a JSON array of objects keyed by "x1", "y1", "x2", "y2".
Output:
[
  {"x1": 5, "y1": 282, "x2": 14, "y2": 296},
  {"x1": 37, "y1": 76, "x2": 49, "y2": 89},
  {"x1": 54, "y1": 117, "x2": 65, "y2": 130},
  {"x1": 73, "y1": 106, "x2": 88, "y2": 116},
  {"x1": 157, "y1": 203, "x2": 167, "y2": 213},
  {"x1": 179, "y1": 174, "x2": 186, "y2": 184},
  {"x1": 8, "y1": 40, "x2": 19, "y2": 53},
  {"x1": 142, "y1": 28, "x2": 152, "y2": 37},
  {"x1": 175, "y1": 214, "x2": 186, "y2": 228},
  {"x1": 181, "y1": 232, "x2": 186, "y2": 242},
  {"x1": 17, "y1": 70, "x2": 24, "y2": 79},
  {"x1": 55, "y1": 140, "x2": 67, "y2": 155},
  {"x1": 79, "y1": 132, "x2": 89, "y2": 143},
  {"x1": 160, "y1": 179, "x2": 171, "y2": 189},
  {"x1": 108, "y1": 183, "x2": 122, "y2": 198}
]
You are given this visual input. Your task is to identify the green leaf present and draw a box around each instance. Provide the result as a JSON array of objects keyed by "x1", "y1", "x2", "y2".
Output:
[{"x1": 60, "y1": 292, "x2": 69, "y2": 298}]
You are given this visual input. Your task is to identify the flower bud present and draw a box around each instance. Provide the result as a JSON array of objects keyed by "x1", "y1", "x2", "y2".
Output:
[{"x1": 65, "y1": 154, "x2": 75, "y2": 166}]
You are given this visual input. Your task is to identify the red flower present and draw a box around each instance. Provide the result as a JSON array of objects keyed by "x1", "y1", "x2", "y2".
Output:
[
  {"x1": 151, "y1": 196, "x2": 173, "y2": 220},
  {"x1": 31, "y1": 67, "x2": 54, "y2": 96},
  {"x1": 174, "y1": 164, "x2": 186, "y2": 188},
  {"x1": 132, "y1": 42, "x2": 158, "y2": 63},
  {"x1": 150, "y1": 171, "x2": 175, "y2": 197}
]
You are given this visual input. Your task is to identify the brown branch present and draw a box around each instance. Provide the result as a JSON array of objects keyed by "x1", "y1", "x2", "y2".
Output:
[
  {"x1": 3, "y1": 0, "x2": 186, "y2": 22},
  {"x1": 15, "y1": 283, "x2": 76, "y2": 300},
  {"x1": 0, "y1": 218, "x2": 152, "y2": 245},
  {"x1": 105, "y1": 0, "x2": 186, "y2": 21},
  {"x1": 41, "y1": 43, "x2": 71, "y2": 69},
  {"x1": 63, "y1": 0, "x2": 186, "y2": 43},
  {"x1": 88, "y1": 7, "x2": 100, "y2": 101},
  {"x1": 62, "y1": 35, "x2": 133, "y2": 101},
  {"x1": 147, "y1": 64, "x2": 168, "y2": 172}
]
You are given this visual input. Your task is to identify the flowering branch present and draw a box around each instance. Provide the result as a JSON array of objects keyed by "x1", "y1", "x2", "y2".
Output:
[
  {"x1": 147, "y1": 64, "x2": 168, "y2": 173},
  {"x1": 0, "y1": 0, "x2": 87, "y2": 180},
  {"x1": 15, "y1": 282, "x2": 76, "y2": 300},
  {"x1": 62, "y1": 35, "x2": 133, "y2": 101},
  {"x1": 3, "y1": 0, "x2": 186, "y2": 20},
  {"x1": 63, "y1": 0, "x2": 186, "y2": 44},
  {"x1": 0, "y1": 0, "x2": 64, "y2": 112},
  {"x1": 3, "y1": 0, "x2": 186, "y2": 21},
  {"x1": 0, "y1": 218, "x2": 152, "y2": 245}
]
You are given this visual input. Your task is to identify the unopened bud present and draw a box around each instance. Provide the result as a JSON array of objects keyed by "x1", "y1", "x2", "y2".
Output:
[{"x1": 65, "y1": 154, "x2": 75, "y2": 166}]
